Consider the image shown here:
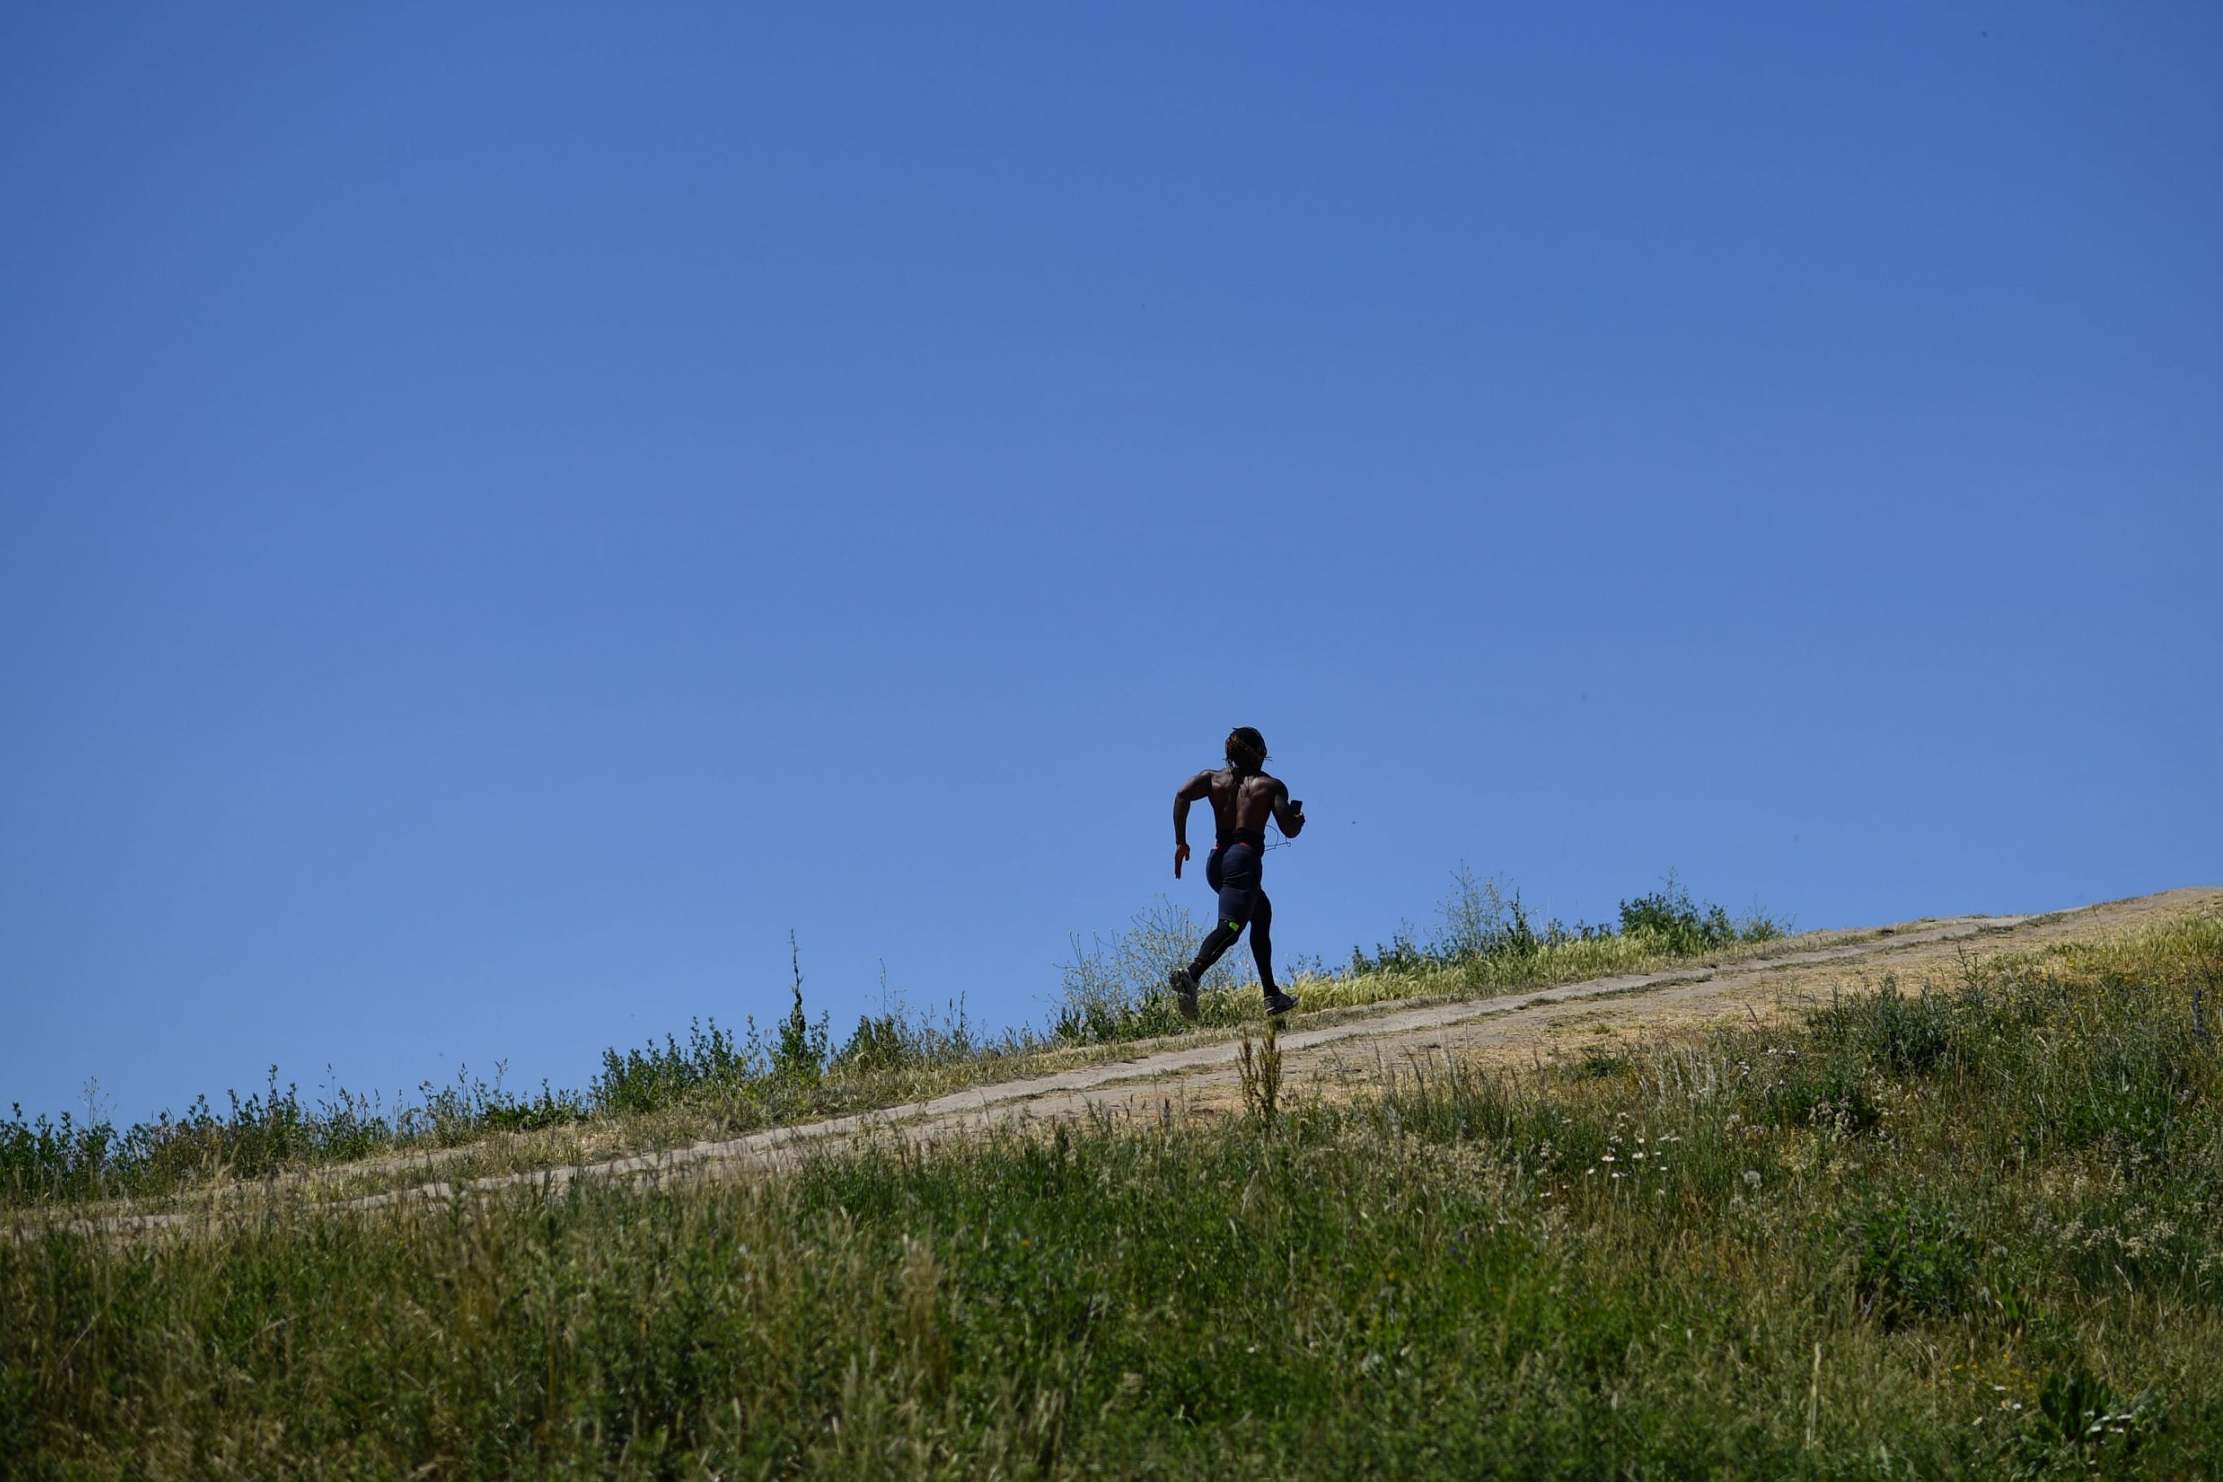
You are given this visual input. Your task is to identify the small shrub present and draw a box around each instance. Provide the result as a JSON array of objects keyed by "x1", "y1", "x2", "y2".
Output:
[
  {"x1": 1573, "y1": 1044, "x2": 1633, "y2": 1080},
  {"x1": 1852, "y1": 1198, "x2": 1981, "y2": 1326},
  {"x1": 1055, "y1": 896, "x2": 1243, "y2": 1041},
  {"x1": 1753, "y1": 1053, "x2": 1883, "y2": 1136},
  {"x1": 1237, "y1": 1020, "x2": 1284, "y2": 1125},
  {"x1": 835, "y1": 1013, "x2": 914, "y2": 1074},
  {"x1": 1813, "y1": 979, "x2": 1957, "y2": 1075},
  {"x1": 2014, "y1": 1362, "x2": 2159, "y2": 1468},
  {"x1": 772, "y1": 934, "x2": 831, "y2": 1083},
  {"x1": 1618, "y1": 873, "x2": 1739, "y2": 954},
  {"x1": 1437, "y1": 866, "x2": 1540, "y2": 961},
  {"x1": 590, "y1": 1019, "x2": 756, "y2": 1116}
]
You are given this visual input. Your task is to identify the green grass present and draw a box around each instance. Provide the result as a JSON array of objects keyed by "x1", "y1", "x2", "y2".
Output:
[
  {"x1": 8, "y1": 913, "x2": 2218, "y2": 1477},
  {"x1": 3, "y1": 874, "x2": 1786, "y2": 1210}
]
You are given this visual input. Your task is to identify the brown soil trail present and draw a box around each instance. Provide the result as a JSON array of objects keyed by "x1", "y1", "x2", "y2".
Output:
[{"x1": 30, "y1": 887, "x2": 2223, "y2": 1237}]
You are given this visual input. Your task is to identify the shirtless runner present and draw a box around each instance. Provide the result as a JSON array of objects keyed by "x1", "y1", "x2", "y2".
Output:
[{"x1": 1167, "y1": 726, "x2": 1306, "y2": 1022}]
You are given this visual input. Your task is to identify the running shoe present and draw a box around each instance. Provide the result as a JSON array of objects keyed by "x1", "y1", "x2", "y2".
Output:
[{"x1": 1168, "y1": 967, "x2": 1200, "y2": 1023}]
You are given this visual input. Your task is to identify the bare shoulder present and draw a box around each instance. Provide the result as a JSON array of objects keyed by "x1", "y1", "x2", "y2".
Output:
[{"x1": 1177, "y1": 768, "x2": 1216, "y2": 799}]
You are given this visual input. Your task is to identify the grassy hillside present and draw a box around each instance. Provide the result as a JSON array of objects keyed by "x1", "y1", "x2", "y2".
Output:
[
  {"x1": 3, "y1": 875, "x2": 1779, "y2": 1209},
  {"x1": 8, "y1": 913, "x2": 2219, "y2": 1477}
]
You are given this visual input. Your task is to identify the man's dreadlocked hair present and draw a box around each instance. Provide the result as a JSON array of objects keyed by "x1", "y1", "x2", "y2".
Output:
[{"x1": 1225, "y1": 726, "x2": 1268, "y2": 774}]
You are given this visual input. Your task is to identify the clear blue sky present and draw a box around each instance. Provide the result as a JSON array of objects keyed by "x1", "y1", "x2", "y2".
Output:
[{"x1": 4, "y1": 2, "x2": 2217, "y2": 1124}]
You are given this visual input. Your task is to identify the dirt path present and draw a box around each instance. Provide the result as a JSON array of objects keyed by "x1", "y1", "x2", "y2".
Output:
[{"x1": 31, "y1": 887, "x2": 2222, "y2": 1236}]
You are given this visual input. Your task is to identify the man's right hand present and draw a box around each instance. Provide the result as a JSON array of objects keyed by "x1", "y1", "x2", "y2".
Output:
[{"x1": 1174, "y1": 844, "x2": 1191, "y2": 879}]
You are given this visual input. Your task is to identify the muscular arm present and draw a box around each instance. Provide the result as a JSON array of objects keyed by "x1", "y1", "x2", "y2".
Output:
[
  {"x1": 1272, "y1": 780, "x2": 1305, "y2": 838},
  {"x1": 1172, "y1": 771, "x2": 1212, "y2": 877},
  {"x1": 1173, "y1": 771, "x2": 1213, "y2": 848}
]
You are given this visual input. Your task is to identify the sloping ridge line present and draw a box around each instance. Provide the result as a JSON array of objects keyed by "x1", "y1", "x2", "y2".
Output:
[
  {"x1": 52, "y1": 897, "x2": 2183, "y2": 1239},
  {"x1": 365, "y1": 911, "x2": 2037, "y2": 1207}
]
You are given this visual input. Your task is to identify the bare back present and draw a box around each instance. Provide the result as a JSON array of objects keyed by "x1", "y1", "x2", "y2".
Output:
[
  {"x1": 1174, "y1": 766, "x2": 1303, "y2": 849},
  {"x1": 1209, "y1": 768, "x2": 1282, "y2": 839}
]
